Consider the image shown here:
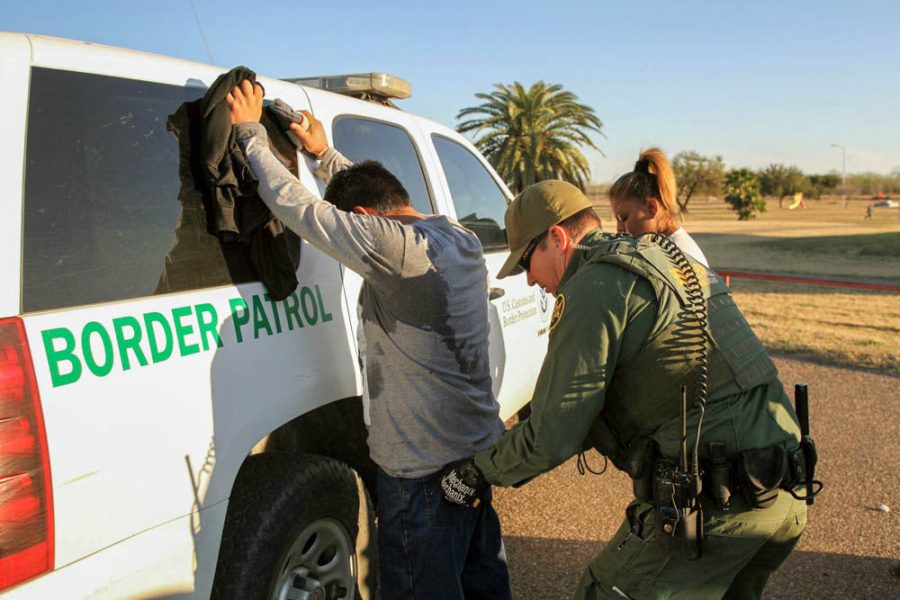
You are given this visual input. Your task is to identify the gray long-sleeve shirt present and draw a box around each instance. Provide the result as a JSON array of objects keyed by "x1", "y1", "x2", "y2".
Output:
[{"x1": 235, "y1": 122, "x2": 503, "y2": 477}]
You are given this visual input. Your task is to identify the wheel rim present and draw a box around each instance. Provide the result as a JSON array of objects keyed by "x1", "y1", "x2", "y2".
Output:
[{"x1": 272, "y1": 517, "x2": 356, "y2": 600}]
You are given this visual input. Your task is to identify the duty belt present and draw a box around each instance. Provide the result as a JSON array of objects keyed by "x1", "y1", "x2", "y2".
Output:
[
  {"x1": 700, "y1": 444, "x2": 809, "y2": 510},
  {"x1": 634, "y1": 444, "x2": 814, "y2": 511}
]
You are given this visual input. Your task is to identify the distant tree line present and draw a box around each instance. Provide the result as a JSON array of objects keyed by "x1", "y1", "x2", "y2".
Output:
[
  {"x1": 670, "y1": 153, "x2": 900, "y2": 219},
  {"x1": 593, "y1": 149, "x2": 893, "y2": 220},
  {"x1": 842, "y1": 169, "x2": 900, "y2": 196},
  {"x1": 669, "y1": 154, "x2": 845, "y2": 212}
]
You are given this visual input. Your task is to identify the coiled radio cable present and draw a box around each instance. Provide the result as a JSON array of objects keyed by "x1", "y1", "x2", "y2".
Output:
[{"x1": 641, "y1": 233, "x2": 710, "y2": 488}]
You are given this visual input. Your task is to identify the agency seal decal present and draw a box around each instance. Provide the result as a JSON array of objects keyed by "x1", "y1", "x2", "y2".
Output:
[
  {"x1": 538, "y1": 288, "x2": 549, "y2": 322},
  {"x1": 549, "y1": 293, "x2": 566, "y2": 332}
]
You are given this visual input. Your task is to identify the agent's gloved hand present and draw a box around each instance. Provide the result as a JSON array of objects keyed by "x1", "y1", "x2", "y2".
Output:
[{"x1": 440, "y1": 459, "x2": 487, "y2": 508}]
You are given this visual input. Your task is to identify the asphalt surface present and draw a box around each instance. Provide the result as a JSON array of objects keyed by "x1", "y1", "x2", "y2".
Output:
[{"x1": 493, "y1": 356, "x2": 900, "y2": 599}]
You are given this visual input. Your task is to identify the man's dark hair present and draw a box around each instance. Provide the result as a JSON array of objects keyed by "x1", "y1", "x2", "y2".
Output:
[
  {"x1": 324, "y1": 160, "x2": 411, "y2": 213},
  {"x1": 559, "y1": 206, "x2": 602, "y2": 236}
]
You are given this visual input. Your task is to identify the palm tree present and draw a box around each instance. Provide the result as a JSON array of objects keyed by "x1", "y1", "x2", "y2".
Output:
[{"x1": 456, "y1": 81, "x2": 604, "y2": 193}]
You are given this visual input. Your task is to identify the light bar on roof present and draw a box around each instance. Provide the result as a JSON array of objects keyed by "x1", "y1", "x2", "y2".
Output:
[{"x1": 286, "y1": 73, "x2": 412, "y2": 100}]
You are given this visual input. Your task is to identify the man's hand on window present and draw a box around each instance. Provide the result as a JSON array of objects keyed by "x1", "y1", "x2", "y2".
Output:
[{"x1": 227, "y1": 79, "x2": 263, "y2": 125}]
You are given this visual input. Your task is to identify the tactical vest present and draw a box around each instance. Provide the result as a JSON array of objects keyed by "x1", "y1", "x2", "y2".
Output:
[{"x1": 583, "y1": 236, "x2": 778, "y2": 458}]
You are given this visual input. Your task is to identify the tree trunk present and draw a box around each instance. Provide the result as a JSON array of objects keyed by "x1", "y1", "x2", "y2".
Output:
[{"x1": 678, "y1": 182, "x2": 698, "y2": 213}]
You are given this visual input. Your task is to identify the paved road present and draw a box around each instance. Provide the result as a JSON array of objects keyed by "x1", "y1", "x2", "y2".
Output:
[{"x1": 493, "y1": 356, "x2": 900, "y2": 599}]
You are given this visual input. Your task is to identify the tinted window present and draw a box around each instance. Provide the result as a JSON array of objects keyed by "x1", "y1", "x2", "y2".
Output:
[
  {"x1": 432, "y1": 136, "x2": 508, "y2": 251},
  {"x1": 332, "y1": 117, "x2": 433, "y2": 214},
  {"x1": 22, "y1": 68, "x2": 267, "y2": 312}
]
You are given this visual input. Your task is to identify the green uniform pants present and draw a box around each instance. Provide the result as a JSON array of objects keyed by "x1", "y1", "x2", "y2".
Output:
[{"x1": 576, "y1": 490, "x2": 807, "y2": 600}]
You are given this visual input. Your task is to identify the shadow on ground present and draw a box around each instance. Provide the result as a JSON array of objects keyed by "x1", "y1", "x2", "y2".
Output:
[{"x1": 504, "y1": 535, "x2": 900, "y2": 599}]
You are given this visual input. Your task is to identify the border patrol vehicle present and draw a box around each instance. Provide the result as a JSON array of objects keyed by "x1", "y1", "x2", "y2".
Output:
[{"x1": 0, "y1": 33, "x2": 552, "y2": 599}]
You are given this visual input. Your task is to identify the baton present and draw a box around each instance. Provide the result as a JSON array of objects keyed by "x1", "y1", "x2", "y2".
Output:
[
  {"x1": 795, "y1": 383, "x2": 809, "y2": 437},
  {"x1": 794, "y1": 383, "x2": 817, "y2": 505}
]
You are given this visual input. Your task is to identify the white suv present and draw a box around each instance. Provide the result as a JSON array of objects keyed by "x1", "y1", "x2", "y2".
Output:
[{"x1": 0, "y1": 33, "x2": 552, "y2": 598}]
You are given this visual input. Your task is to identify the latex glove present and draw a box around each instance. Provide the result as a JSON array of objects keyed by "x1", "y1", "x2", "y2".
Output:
[{"x1": 440, "y1": 459, "x2": 487, "y2": 508}]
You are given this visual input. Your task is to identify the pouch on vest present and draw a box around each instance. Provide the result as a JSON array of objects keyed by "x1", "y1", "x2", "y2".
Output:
[
  {"x1": 625, "y1": 437, "x2": 658, "y2": 503},
  {"x1": 738, "y1": 445, "x2": 788, "y2": 509}
]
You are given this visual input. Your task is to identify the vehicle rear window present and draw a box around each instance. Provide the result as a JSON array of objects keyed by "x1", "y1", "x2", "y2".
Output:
[{"x1": 22, "y1": 68, "x2": 267, "y2": 313}]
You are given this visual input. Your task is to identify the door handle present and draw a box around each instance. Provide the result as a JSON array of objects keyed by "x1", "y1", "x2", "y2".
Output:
[{"x1": 489, "y1": 287, "x2": 506, "y2": 300}]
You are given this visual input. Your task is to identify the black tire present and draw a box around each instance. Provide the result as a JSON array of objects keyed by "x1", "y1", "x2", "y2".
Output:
[{"x1": 212, "y1": 453, "x2": 378, "y2": 600}]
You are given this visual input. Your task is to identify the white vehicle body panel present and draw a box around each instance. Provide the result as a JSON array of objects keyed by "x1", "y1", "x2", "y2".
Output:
[
  {"x1": 0, "y1": 507, "x2": 226, "y2": 599},
  {"x1": 26, "y1": 273, "x2": 354, "y2": 569}
]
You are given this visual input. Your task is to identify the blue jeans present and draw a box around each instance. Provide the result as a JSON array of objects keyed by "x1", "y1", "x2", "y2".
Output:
[{"x1": 376, "y1": 468, "x2": 512, "y2": 600}]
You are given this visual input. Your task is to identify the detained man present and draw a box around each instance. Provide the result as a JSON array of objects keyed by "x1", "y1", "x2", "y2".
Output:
[{"x1": 227, "y1": 80, "x2": 512, "y2": 599}]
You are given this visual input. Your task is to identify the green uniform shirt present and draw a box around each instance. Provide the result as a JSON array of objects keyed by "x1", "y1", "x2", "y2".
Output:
[{"x1": 475, "y1": 230, "x2": 800, "y2": 487}]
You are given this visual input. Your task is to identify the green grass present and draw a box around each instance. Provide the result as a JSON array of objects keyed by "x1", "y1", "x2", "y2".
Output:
[
  {"x1": 762, "y1": 232, "x2": 900, "y2": 258},
  {"x1": 694, "y1": 232, "x2": 900, "y2": 280},
  {"x1": 730, "y1": 279, "x2": 900, "y2": 376}
]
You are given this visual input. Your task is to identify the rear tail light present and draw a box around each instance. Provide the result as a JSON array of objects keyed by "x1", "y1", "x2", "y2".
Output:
[{"x1": 0, "y1": 318, "x2": 53, "y2": 590}]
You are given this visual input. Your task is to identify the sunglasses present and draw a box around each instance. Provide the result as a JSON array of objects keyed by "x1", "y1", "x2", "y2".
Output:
[{"x1": 518, "y1": 230, "x2": 548, "y2": 272}]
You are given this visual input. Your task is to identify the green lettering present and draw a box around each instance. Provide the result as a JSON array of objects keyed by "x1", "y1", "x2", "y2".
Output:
[
  {"x1": 82, "y1": 321, "x2": 114, "y2": 377},
  {"x1": 252, "y1": 295, "x2": 273, "y2": 339},
  {"x1": 172, "y1": 306, "x2": 200, "y2": 356},
  {"x1": 316, "y1": 285, "x2": 333, "y2": 323},
  {"x1": 263, "y1": 294, "x2": 283, "y2": 334},
  {"x1": 282, "y1": 292, "x2": 304, "y2": 331},
  {"x1": 144, "y1": 312, "x2": 174, "y2": 363},
  {"x1": 300, "y1": 287, "x2": 318, "y2": 326},
  {"x1": 113, "y1": 316, "x2": 148, "y2": 371},
  {"x1": 41, "y1": 328, "x2": 82, "y2": 387},
  {"x1": 229, "y1": 298, "x2": 250, "y2": 343},
  {"x1": 195, "y1": 303, "x2": 222, "y2": 351}
]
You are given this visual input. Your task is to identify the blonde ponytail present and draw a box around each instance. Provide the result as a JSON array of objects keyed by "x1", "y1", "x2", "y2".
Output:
[
  {"x1": 638, "y1": 147, "x2": 679, "y2": 217},
  {"x1": 609, "y1": 147, "x2": 681, "y2": 223}
]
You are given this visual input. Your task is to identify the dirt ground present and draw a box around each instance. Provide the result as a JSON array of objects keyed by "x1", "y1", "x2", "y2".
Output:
[{"x1": 494, "y1": 356, "x2": 900, "y2": 599}]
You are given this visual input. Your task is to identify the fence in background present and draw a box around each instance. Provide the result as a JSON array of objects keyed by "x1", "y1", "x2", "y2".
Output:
[{"x1": 719, "y1": 270, "x2": 900, "y2": 292}]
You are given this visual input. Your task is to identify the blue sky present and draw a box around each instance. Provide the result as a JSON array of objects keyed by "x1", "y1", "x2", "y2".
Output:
[{"x1": 4, "y1": 0, "x2": 899, "y2": 182}]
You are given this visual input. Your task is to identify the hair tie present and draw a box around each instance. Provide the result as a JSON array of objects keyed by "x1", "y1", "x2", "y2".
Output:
[{"x1": 634, "y1": 158, "x2": 651, "y2": 174}]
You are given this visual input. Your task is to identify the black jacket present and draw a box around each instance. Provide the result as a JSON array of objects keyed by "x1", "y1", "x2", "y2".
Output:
[{"x1": 195, "y1": 66, "x2": 299, "y2": 300}]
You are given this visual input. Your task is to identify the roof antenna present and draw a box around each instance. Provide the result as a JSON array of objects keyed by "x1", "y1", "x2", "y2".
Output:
[{"x1": 188, "y1": 0, "x2": 215, "y2": 64}]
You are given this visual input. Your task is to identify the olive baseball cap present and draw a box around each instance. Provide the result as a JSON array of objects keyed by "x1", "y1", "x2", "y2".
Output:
[{"x1": 498, "y1": 180, "x2": 593, "y2": 279}]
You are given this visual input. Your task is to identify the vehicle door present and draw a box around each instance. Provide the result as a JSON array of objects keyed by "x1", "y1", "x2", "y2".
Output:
[{"x1": 419, "y1": 124, "x2": 551, "y2": 420}]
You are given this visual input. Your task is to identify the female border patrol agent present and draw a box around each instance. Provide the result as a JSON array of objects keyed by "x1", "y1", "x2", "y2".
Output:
[{"x1": 440, "y1": 179, "x2": 810, "y2": 599}]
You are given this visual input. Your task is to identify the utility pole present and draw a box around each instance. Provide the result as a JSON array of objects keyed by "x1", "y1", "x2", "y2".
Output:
[{"x1": 831, "y1": 144, "x2": 846, "y2": 207}]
